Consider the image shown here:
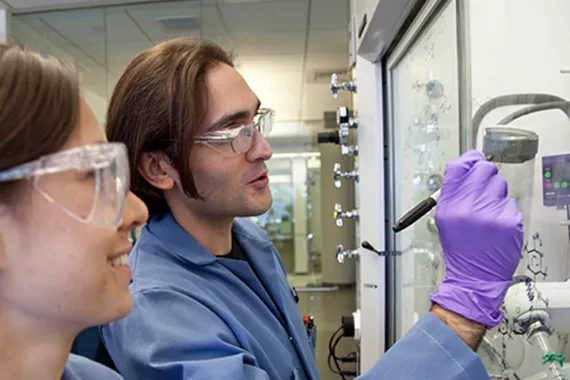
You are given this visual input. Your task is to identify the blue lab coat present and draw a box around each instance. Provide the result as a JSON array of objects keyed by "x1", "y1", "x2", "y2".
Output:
[
  {"x1": 101, "y1": 212, "x2": 490, "y2": 380},
  {"x1": 62, "y1": 354, "x2": 122, "y2": 380}
]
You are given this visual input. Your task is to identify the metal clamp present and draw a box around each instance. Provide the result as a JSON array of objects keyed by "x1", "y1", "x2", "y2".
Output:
[
  {"x1": 336, "y1": 244, "x2": 359, "y2": 263},
  {"x1": 333, "y1": 162, "x2": 359, "y2": 188},
  {"x1": 340, "y1": 144, "x2": 358, "y2": 156},
  {"x1": 330, "y1": 73, "x2": 357, "y2": 99},
  {"x1": 338, "y1": 127, "x2": 350, "y2": 145},
  {"x1": 333, "y1": 203, "x2": 359, "y2": 227},
  {"x1": 336, "y1": 106, "x2": 358, "y2": 129}
]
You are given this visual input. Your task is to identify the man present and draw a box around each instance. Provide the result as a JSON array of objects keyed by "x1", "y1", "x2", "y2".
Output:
[{"x1": 101, "y1": 38, "x2": 523, "y2": 379}]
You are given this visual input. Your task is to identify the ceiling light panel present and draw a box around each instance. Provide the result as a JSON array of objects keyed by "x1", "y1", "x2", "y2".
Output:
[{"x1": 125, "y1": 1, "x2": 203, "y2": 42}]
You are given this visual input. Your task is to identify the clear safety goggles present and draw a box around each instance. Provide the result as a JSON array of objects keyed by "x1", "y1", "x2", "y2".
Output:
[
  {"x1": 195, "y1": 108, "x2": 275, "y2": 154},
  {"x1": 0, "y1": 143, "x2": 130, "y2": 228}
]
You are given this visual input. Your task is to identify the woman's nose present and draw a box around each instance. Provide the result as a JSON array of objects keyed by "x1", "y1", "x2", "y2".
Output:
[{"x1": 119, "y1": 192, "x2": 149, "y2": 231}]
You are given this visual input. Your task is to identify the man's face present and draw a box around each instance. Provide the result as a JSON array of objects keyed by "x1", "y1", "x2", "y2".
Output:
[{"x1": 186, "y1": 63, "x2": 273, "y2": 219}]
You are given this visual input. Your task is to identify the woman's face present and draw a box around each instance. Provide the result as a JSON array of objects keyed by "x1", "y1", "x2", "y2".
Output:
[{"x1": 0, "y1": 99, "x2": 148, "y2": 331}]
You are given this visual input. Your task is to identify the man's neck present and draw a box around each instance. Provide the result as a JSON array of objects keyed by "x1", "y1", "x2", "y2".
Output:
[
  {"x1": 0, "y1": 307, "x2": 76, "y2": 380},
  {"x1": 170, "y1": 204, "x2": 234, "y2": 255}
]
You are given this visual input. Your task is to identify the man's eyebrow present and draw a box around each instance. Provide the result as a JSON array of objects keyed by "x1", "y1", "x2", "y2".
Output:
[
  {"x1": 206, "y1": 111, "x2": 251, "y2": 132},
  {"x1": 206, "y1": 100, "x2": 262, "y2": 132}
]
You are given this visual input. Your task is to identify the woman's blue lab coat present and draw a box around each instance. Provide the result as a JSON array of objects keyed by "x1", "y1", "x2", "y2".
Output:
[{"x1": 101, "y1": 212, "x2": 489, "y2": 380}]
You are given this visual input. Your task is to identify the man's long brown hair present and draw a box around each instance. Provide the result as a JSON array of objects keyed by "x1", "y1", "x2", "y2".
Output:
[{"x1": 106, "y1": 38, "x2": 234, "y2": 216}]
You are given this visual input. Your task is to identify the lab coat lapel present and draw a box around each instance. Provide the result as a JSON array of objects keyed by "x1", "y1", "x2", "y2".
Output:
[
  {"x1": 233, "y1": 222, "x2": 317, "y2": 379},
  {"x1": 233, "y1": 231, "x2": 289, "y2": 318},
  {"x1": 216, "y1": 256, "x2": 284, "y2": 324}
]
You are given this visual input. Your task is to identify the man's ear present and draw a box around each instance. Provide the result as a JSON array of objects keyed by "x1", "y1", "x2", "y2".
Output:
[{"x1": 137, "y1": 152, "x2": 177, "y2": 191}]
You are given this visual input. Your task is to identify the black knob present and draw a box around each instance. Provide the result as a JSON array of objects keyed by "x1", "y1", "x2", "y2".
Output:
[{"x1": 317, "y1": 131, "x2": 340, "y2": 144}]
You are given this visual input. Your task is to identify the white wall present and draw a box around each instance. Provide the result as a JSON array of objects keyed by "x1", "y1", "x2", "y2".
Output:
[{"x1": 469, "y1": 0, "x2": 570, "y2": 377}]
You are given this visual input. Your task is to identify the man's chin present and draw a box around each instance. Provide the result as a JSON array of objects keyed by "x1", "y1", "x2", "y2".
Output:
[{"x1": 239, "y1": 194, "x2": 273, "y2": 217}]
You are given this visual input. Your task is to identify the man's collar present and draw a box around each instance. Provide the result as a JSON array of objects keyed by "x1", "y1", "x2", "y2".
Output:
[{"x1": 146, "y1": 212, "x2": 270, "y2": 266}]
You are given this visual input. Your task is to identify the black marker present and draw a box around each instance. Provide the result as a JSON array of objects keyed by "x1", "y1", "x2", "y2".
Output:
[
  {"x1": 392, "y1": 190, "x2": 440, "y2": 233},
  {"x1": 393, "y1": 153, "x2": 494, "y2": 233}
]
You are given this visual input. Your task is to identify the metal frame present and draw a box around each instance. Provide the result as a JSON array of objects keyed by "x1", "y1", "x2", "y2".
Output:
[
  {"x1": 456, "y1": 0, "x2": 472, "y2": 152},
  {"x1": 386, "y1": 0, "x2": 448, "y2": 70}
]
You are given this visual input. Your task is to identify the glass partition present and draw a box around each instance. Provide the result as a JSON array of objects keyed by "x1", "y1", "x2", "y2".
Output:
[
  {"x1": 387, "y1": 0, "x2": 570, "y2": 378},
  {"x1": 388, "y1": 0, "x2": 460, "y2": 340}
]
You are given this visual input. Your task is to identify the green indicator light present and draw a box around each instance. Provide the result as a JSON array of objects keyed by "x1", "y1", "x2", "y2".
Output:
[
  {"x1": 555, "y1": 182, "x2": 561, "y2": 189},
  {"x1": 545, "y1": 171, "x2": 552, "y2": 178},
  {"x1": 563, "y1": 182, "x2": 568, "y2": 189}
]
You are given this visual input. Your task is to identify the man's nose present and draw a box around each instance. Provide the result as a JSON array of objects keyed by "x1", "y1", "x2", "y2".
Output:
[{"x1": 246, "y1": 130, "x2": 272, "y2": 162}]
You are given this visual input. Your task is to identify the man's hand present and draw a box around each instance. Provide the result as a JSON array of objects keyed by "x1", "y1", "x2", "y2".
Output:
[{"x1": 430, "y1": 150, "x2": 524, "y2": 332}]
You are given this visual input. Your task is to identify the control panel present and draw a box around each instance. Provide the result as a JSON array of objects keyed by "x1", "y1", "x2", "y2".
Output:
[{"x1": 542, "y1": 153, "x2": 570, "y2": 206}]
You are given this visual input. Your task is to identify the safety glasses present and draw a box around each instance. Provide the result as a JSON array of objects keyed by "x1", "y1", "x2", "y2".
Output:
[
  {"x1": 195, "y1": 108, "x2": 275, "y2": 155},
  {"x1": 0, "y1": 143, "x2": 130, "y2": 228}
]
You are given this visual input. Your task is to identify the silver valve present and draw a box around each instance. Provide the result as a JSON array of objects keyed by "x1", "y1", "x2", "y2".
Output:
[
  {"x1": 336, "y1": 244, "x2": 360, "y2": 263},
  {"x1": 333, "y1": 203, "x2": 359, "y2": 227},
  {"x1": 336, "y1": 106, "x2": 358, "y2": 129},
  {"x1": 340, "y1": 145, "x2": 359, "y2": 156},
  {"x1": 338, "y1": 127, "x2": 350, "y2": 145},
  {"x1": 333, "y1": 162, "x2": 359, "y2": 188},
  {"x1": 330, "y1": 73, "x2": 357, "y2": 99}
]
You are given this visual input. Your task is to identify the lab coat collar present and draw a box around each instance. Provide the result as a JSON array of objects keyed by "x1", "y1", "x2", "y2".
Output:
[{"x1": 147, "y1": 212, "x2": 272, "y2": 267}]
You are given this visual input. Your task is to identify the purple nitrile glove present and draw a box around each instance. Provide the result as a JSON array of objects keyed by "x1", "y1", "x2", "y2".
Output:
[{"x1": 430, "y1": 150, "x2": 524, "y2": 328}]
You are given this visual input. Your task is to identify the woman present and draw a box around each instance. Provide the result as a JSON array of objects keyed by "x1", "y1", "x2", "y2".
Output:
[{"x1": 0, "y1": 42, "x2": 148, "y2": 379}]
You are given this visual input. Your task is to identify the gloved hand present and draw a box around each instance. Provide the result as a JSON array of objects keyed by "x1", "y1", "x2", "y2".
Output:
[{"x1": 430, "y1": 150, "x2": 524, "y2": 328}]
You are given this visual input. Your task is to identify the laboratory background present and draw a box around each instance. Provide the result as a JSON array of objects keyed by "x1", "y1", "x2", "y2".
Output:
[{"x1": 1, "y1": 0, "x2": 570, "y2": 379}]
